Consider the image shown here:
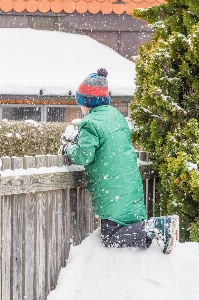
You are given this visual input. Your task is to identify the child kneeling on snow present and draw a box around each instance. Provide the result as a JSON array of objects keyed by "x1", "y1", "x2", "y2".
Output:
[{"x1": 60, "y1": 68, "x2": 179, "y2": 254}]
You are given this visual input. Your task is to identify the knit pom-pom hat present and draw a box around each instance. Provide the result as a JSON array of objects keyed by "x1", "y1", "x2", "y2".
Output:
[{"x1": 75, "y1": 68, "x2": 110, "y2": 107}]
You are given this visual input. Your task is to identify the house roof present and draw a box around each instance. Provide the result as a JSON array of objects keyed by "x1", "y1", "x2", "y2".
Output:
[
  {"x1": 0, "y1": 0, "x2": 165, "y2": 15},
  {"x1": 0, "y1": 28, "x2": 137, "y2": 96}
]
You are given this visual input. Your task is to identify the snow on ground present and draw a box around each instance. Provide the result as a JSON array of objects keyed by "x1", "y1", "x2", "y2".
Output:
[
  {"x1": 0, "y1": 28, "x2": 136, "y2": 96},
  {"x1": 47, "y1": 228, "x2": 199, "y2": 300}
]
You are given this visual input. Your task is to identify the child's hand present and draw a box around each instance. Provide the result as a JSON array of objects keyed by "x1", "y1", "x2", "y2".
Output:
[
  {"x1": 61, "y1": 125, "x2": 78, "y2": 144},
  {"x1": 58, "y1": 124, "x2": 79, "y2": 155},
  {"x1": 58, "y1": 143, "x2": 70, "y2": 155}
]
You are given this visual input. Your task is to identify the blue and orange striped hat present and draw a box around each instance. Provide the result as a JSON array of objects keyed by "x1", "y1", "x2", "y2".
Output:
[{"x1": 75, "y1": 68, "x2": 110, "y2": 107}]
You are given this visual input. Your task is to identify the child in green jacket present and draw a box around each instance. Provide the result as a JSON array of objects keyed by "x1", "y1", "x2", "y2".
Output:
[{"x1": 62, "y1": 68, "x2": 179, "y2": 254}]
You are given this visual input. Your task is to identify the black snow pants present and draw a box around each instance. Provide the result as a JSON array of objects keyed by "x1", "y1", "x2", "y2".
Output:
[{"x1": 101, "y1": 219, "x2": 152, "y2": 249}]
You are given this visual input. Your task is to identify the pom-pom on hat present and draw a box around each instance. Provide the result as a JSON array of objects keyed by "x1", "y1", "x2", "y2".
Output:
[{"x1": 75, "y1": 68, "x2": 110, "y2": 107}]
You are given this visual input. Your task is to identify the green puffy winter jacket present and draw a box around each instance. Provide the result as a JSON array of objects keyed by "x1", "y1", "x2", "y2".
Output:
[{"x1": 67, "y1": 105, "x2": 146, "y2": 225}]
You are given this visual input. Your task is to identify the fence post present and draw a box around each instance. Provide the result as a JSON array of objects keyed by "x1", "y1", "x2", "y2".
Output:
[{"x1": 137, "y1": 151, "x2": 156, "y2": 218}]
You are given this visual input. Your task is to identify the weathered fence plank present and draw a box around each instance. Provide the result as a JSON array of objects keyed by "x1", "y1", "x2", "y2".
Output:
[
  {"x1": 56, "y1": 190, "x2": 65, "y2": 284},
  {"x1": 1, "y1": 157, "x2": 11, "y2": 170},
  {"x1": 35, "y1": 192, "x2": 46, "y2": 300},
  {"x1": 24, "y1": 156, "x2": 35, "y2": 169},
  {"x1": 24, "y1": 193, "x2": 35, "y2": 300},
  {"x1": 79, "y1": 187, "x2": 86, "y2": 241},
  {"x1": 35, "y1": 155, "x2": 46, "y2": 169},
  {"x1": 12, "y1": 194, "x2": 23, "y2": 300},
  {"x1": 46, "y1": 155, "x2": 58, "y2": 168},
  {"x1": 65, "y1": 188, "x2": 71, "y2": 258},
  {"x1": 47, "y1": 190, "x2": 57, "y2": 294},
  {"x1": 76, "y1": 187, "x2": 81, "y2": 245},
  {"x1": 1, "y1": 171, "x2": 86, "y2": 195},
  {"x1": 23, "y1": 159, "x2": 35, "y2": 300},
  {"x1": 1, "y1": 196, "x2": 12, "y2": 300},
  {"x1": 70, "y1": 188, "x2": 77, "y2": 246},
  {"x1": 57, "y1": 155, "x2": 66, "y2": 167},
  {"x1": 11, "y1": 156, "x2": 23, "y2": 170}
]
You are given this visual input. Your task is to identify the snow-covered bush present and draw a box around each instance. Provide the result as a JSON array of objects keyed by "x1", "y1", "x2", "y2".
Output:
[
  {"x1": 130, "y1": 0, "x2": 199, "y2": 241},
  {"x1": 0, "y1": 120, "x2": 67, "y2": 157}
]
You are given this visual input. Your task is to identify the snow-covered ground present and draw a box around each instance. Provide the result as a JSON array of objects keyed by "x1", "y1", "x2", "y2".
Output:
[
  {"x1": 0, "y1": 28, "x2": 136, "y2": 96},
  {"x1": 47, "y1": 228, "x2": 199, "y2": 300}
]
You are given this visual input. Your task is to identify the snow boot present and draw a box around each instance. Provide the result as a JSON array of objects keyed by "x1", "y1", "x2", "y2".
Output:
[{"x1": 147, "y1": 215, "x2": 179, "y2": 254}]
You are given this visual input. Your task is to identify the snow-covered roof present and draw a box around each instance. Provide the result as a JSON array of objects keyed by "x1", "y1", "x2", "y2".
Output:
[{"x1": 0, "y1": 28, "x2": 136, "y2": 97}]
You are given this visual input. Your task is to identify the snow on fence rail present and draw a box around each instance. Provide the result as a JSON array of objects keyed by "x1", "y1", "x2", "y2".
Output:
[{"x1": 0, "y1": 152, "x2": 156, "y2": 300}]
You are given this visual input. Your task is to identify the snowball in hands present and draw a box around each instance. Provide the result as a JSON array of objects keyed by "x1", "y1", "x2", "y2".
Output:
[{"x1": 61, "y1": 125, "x2": 78, "y2": 144}]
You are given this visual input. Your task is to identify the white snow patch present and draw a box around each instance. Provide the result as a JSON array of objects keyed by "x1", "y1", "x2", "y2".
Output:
[
  {"x1": 137, "y1": 158, "x2": 152, "y2": 166},
  {"x1": 186, "y1": 162, "x2": 198, "y2": 172},
  {"x1": 6, "y1": 133, "x2": 13, "y2": 138},
  {"x1": 71, "y1": 119, "x2": 82, "y2": 125},
  {"x1": 148, "y1": 21, "x2": 166, "y2": 29},
  {"x1": 47, "y1": 228, "x2": 199, "y2": 300},
  {"x1": 24, "y1": 119, "x2": 37, "y2": 125},
  {"x1": 125, "y1": 117, "x2": 134, "y2": 130},
  {"x1": 15, "y1": 133, "x2": 22, "y2": 139}
]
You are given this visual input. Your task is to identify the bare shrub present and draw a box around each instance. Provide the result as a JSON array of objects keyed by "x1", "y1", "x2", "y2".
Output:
[{"x1": 0, "y1": 120, "x2": 67, "y2": 157}]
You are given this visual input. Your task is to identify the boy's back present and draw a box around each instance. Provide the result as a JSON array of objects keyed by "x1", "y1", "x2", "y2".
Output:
[{"x1": 68, "y1": 105, "x2": 146, "y2": 225}]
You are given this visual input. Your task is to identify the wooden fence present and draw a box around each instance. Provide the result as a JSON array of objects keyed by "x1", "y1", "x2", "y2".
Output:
[{"x1": 0, "y1": 152, "x2": 155, "y2": 300}]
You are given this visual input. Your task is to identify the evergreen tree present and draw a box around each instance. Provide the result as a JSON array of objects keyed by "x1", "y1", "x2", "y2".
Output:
[{"x1": 130, "y1": 0, "x2": 199, "y2": 241}]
